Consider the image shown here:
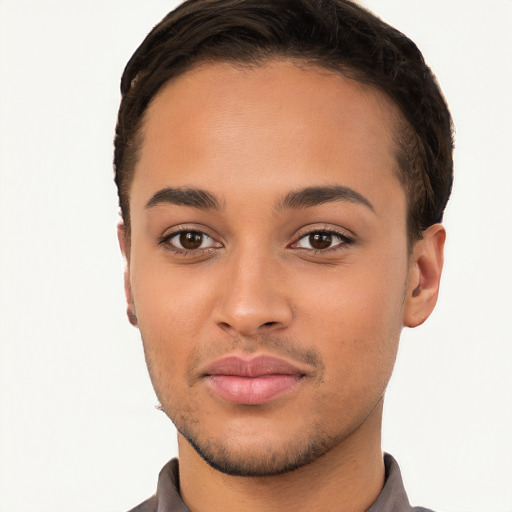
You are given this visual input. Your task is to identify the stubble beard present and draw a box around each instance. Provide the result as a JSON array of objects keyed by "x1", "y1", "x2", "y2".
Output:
[
  {"x1": 143, "y1": 332, "x2": 387, "y2": 478},
  {"x1": 171, "y1": 409, "x2": 344, "y2": 477},
  {"x1": 159, "y1": 382, "x2": 386, "y2": 478},
  {"x1": 145, "y1": 333, "x2": 339, "y2": 477}
]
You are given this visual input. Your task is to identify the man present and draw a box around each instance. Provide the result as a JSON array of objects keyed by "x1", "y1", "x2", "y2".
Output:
[{"x1": 114, "y1": 0, "x2": 453, "y2": 510}]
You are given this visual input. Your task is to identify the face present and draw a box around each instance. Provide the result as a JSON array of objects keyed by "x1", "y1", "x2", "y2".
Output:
[{"x1": 121, "y1": 60, "x2": 436, "y2": 476}]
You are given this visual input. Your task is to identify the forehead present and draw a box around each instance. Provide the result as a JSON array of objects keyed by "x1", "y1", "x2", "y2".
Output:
[{"x1": 132, "y1": 59, "x2": 403, "y2": 215}]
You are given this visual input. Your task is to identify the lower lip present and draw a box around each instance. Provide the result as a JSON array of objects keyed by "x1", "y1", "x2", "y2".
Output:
[{"x1": 206, "y1": 374, "x2": 303, "y2": 405}]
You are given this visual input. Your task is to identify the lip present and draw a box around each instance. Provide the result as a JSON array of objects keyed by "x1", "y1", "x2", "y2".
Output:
[{"x1": 203, "y1": 355, "x2": 306, "y2": 405}]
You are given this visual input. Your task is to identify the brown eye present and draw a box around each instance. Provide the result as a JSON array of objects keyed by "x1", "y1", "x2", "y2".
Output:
[
  {"x1": 163, "y1": 230, "x2": 221, "y2": 253},
  {"x1": 293, "y1": 230, "x2": 352, "y2": 251},
  {"x1": 179, "y1": 231, "x2": 203, "y2": 249},
  {"x1": 309, "y1": 232, "x2": 332, "y2": 250}
]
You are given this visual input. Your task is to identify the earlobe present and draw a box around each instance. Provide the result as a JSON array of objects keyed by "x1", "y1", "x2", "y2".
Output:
[
  {"x1": 403, "y1": 224, "x2": 446, "y2": 328},
  {"x1": 117, "y1": 222, "x2": 138, "y2": 327}
]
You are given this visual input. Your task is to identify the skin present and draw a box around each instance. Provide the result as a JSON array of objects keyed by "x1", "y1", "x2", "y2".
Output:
[{"x1": 119, "y1": 60, "x2": 445, "y2": 512}]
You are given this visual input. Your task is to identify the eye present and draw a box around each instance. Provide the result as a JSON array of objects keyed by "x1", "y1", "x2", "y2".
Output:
[
  {"x1": 293, "y1": 230, "x2": 352, "y2": 251},
  {"x1": 163, "y1": 230, "x2": 221, "y2": 252}
]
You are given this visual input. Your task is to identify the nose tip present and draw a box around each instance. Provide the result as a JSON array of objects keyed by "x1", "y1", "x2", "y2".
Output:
[
  {"x1": 213, "y1": 262, "x2": 293, "y2": 337},
  {"x1": 216, "y1": 313, "x2": 288, "y2": 337}
]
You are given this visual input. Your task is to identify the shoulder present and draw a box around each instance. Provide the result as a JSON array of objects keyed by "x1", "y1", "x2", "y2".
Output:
[
  {"x1": 366, "y1": 454, "x2": 437, "y2": 512},
  {"x1": 126, "y1": 459, "x2": 186, "y2": 512},
  {"x1": 127, "y1": 494, "x2": 158, "y2": 512}
]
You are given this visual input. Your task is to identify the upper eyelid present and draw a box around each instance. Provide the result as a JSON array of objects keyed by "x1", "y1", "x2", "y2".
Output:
[
  {"x1": 298, "y1": 229, "x2": 351, "y2": 239},
  {"x1": 161, "y1": 224, "x2": 221, "y2": 240},
  {"x1": 292, "y1": 225, "x2": 355, "y2": 242},
  {"x1": 166, "y1": 231, "x2": 214, "y2": 242}
]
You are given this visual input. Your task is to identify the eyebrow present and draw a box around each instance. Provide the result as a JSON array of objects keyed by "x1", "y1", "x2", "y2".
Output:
[
  {"x1": 145, "y1": 187, "x2": 222, "y2": 210},
  {"x1": 278, "y1": 185, "x2": 375, "y2": 213},
  {"x1": 144, "y1": 184, "x2": 374, "y2": 214}
]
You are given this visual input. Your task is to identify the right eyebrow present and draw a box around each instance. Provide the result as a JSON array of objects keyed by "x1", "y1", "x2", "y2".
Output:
[{"x1": 145, "y1": 187, "x2": 222, "y2": 210}]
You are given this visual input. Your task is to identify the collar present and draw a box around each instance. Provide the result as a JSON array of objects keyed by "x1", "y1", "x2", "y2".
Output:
[{"x1": 131, "y1": 453, "x2": 433, "y2": 512}]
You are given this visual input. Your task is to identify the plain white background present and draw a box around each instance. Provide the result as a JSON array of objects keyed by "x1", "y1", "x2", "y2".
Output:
[{"x1": 0, "y1": 1, "x2": 511, "y2": 511}]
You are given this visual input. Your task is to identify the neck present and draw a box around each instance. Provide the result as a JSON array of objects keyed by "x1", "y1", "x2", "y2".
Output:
[{"x1": 178, "y1": 400, "x2": 385, "y2": 512}]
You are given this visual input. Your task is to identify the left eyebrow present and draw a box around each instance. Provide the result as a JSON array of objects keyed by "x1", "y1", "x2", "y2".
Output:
[
  {"x1": 277, "y1": 185, "x2": 375, "y2": 213},
  {"x1": 145, "y1": 187, "x2": 222, "y2": 210}
]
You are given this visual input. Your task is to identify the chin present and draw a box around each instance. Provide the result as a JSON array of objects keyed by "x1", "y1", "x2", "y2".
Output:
[{"x1": 177, "y1": 422, "x2": 341, "y2": 477}]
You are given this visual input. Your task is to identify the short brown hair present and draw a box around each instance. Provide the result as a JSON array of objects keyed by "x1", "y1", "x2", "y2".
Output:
[{"x1": 114, "y1": 0, "x2": 454, "y2": 241}]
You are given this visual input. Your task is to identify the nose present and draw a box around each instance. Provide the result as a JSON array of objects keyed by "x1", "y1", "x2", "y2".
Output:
[{"x1": 213, "y1": 250, "x2": 293, "y2": 337}]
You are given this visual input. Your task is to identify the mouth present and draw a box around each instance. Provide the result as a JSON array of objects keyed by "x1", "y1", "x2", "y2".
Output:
[{"x1": 202, "y1": 355, "x2": 307, "y2": 405}]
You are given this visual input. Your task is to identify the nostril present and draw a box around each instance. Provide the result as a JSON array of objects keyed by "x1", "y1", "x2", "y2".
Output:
[{"x1": 261, "y1": 321, "x2": 278, "y2": 327}]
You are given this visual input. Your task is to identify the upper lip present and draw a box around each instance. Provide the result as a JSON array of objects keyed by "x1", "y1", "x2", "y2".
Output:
[{"x1": 202, "y1": 355, "x2": 306, "y2": 378}]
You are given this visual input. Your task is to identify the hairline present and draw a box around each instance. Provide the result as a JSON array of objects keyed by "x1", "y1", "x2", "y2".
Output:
[{"x1": 120, "y1": 55, "x2": 424, "y2": 248}]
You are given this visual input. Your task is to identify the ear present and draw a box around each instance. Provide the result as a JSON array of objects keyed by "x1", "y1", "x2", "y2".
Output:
[
  {"x1": 117, "y1": 222, "x2": 138, "y2": 327},
  {"x1": 403, "y1": 223, "x2": 446, "y2": 328}
]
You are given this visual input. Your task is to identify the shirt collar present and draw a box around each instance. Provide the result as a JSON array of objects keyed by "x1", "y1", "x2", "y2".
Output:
[{"x1": 148, "y1": 453, "x2": 426, "y2": 512}]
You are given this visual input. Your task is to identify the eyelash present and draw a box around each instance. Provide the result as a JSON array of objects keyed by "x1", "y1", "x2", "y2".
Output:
[
  {"x1": 158, "y1": 228, "x2": 221, "y2": 256},
  {"x1": 158, "y1": 227, "x2": 354, "y2": 256},
  {"x1": 289, "y1": 227, "x2": 354, "y2": 253}
]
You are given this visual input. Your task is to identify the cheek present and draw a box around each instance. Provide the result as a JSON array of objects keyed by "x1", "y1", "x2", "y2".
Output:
[
  {"x1": 295, "y1": 251, "x2": 407, "y2": 376},
  {"x1": 129, "y1": 254, "x2": 219, "y2": 365},
  {"x1": 300, "y1": 257, "x2": 406, "y2": 331},
  {"x1": 295, "y1": 270, "x2": 404, "y2": 427},
  {"x1": 129, "y1": 260, "x2": 219, "y2": 408}
]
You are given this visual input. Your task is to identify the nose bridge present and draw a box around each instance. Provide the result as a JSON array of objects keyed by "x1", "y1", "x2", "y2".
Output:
[{"x1": 214, "y1": 242, "x2": 292, "y2": 336}]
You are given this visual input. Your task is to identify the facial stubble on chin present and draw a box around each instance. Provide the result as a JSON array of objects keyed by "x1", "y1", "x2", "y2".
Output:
[
  {"x1": 170, "y1": 392, "x2": 349, "y2": 478},
  {"x1": 142, "y1": 332, "x2": 372, "y2": 478}
]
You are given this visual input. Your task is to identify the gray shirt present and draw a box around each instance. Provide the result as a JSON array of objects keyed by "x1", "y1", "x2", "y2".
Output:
[{"x1": 129, "y1": 453, "x2": 434, "y2": 512}]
